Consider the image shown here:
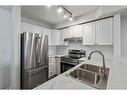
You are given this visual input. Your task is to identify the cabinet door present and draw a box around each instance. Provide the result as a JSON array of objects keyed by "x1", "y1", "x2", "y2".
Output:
[
  {"x1": 96, "y1": 18, "x2": 113, "y2": 45},
  {"x1": 70, "y1": 25, "x2": 83, "y2": 37},
  {"x1": 62, "y1": 28, "x2": 67, "y2": 39},
  {"x1": 21, "y1": 22, "x2": 34, "y2": 33},
  {"x1": 83, "y1": 22, "x2": 96, "y2": 45},
  {"x1": 50, "y1": 29, "x2": 60, "y2": 45},
  {"x1": 43, "y1": 27, "x2": 51, "y2": 45},
  {"x1": 60, "y1": 29, "x2": 69, "y2": 45},
  {"x1": 74, "y1": 25, "x2": 83, "y2": 37},
  {"x1": 48, "y1": 58, "x2": 57, "y2": 77},
  {"x1": 34, "y1": 25, "x2": 43, "y2": 34},
  {"x1": 64, "y1": 28, "x2": 71, "y2": 38},
  {"x1": 60, "y1": 30, "x2": 64, "y2": 45},
  {"x1": 55, "y1": 30, "x2": 60, "y2": 45},
  {"x1": 55, "y1": 57, "x2": 60, "y2": 75}
]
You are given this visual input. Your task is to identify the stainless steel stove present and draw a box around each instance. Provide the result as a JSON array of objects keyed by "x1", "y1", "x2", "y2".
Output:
[{"x1": 60, "y1": 50, "x2": 86, "y2": 73}]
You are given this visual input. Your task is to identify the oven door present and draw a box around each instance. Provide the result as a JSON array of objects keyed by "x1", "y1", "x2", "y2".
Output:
[{"x1": 60, "y1": 61, "x2": 76, "y2": 74}]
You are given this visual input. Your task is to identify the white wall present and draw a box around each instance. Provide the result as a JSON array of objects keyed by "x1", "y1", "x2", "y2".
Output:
[
  {"x1": 121, "y1": 15, "x2": 127, "y2": 56},
  {"x1": 49, "y1": 46, "x2": 56, "y2": 55},
  {"x1": 0, "y1": 8, "x2": 11, "y2": 89},
  {"x1": 56, "y1": 42, "x2": 113, "y2": 60},
  {"x1": 21, "y1": 17, "x2": 51, "y2": 29},
  {"x1": 10, "y1": 6, "x2": 21, "y2": 89}
]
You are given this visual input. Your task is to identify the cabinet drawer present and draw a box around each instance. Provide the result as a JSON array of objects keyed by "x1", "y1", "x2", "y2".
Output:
[
  {"x1": 49, "y1": 62, "x2": 56, "y2": 67},
  {"x1": 49, "y1": 58, "x2": 55, "y2": 63}
]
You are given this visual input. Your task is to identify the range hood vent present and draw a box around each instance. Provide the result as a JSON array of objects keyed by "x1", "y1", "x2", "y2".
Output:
[{"x1": 64, "y1": 37, "x2": 82, "y2": 42}]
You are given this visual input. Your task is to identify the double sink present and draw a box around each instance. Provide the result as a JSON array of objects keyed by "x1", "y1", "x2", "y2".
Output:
[{"x1": 66, "y1": 64, "x2": 110, "y2": 89}]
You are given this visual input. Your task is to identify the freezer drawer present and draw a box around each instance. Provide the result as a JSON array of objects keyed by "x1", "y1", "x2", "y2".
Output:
[{"x1": 22, "y1": 66, "x2": 48, "y2": 89}]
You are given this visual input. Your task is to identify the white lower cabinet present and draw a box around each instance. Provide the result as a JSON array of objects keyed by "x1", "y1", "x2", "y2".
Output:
[
  {"x1": 48, "y1": 57, "x2": 61, "y2": 78},
  {"x1": 55, "y1": 57, "x2": 61, "y2": 75},
  {"x1": 48, "y1": 57, "x2": 57, "y2": 78}
]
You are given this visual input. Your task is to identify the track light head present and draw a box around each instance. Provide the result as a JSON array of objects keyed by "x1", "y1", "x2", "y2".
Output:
[
  {"x1": 69, "y1": 16, "x2": 73, "y2": 21},
  {"x1": 46, "y1": 4, "x2": 51, "y2": 7},
  {"x1": 57, "y1": 6, "x2": 73, "y2": 21},
  {"x1": 63, "y1": 12, "x2": 68, "y2": 18},
  {"x1": 57, "y1": 6, "x2": 63, "y2": 13}
]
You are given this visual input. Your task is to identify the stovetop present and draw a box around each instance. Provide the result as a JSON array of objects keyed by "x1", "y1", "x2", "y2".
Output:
[
  {"x1": 60, "y1": 55, "x2": 82, "y2": 65},
  {"x1": 61, "y1": 55, "x2": 81, "y2": 59},
  {"x1": 60, "y1": 50, "x2": 86, "y2": 65}
]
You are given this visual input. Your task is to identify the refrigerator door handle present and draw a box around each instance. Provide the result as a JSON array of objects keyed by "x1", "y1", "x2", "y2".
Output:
[
  {"x1": 40, "y1": 35, "x2": 48, "y2": 66},
  {"x1": 35, "y1": 36, "x2": 41, "y2": 66},
  {"x1": 46, "y1": 54, "x2": 49, "y2": 66}
]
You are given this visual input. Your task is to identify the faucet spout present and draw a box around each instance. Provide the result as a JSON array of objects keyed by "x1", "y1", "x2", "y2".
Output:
[{"x1": 88, "y1": 51, "x2": 106, "y2": 74}]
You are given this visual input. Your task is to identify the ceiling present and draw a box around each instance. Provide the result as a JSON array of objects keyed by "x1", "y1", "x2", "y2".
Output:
[{"x1": 21, "y1": 6, "x2": 98, "y2": 26}]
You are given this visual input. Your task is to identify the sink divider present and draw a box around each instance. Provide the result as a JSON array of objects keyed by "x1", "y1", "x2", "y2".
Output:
[{"x1": 78, "y1": 68, "x2": 99, "y2": 84}]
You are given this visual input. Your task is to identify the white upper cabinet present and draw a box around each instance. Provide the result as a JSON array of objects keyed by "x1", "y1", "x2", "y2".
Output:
[
  {"x1": 70, "y1": 25, "x2": 83, "y2": 37},
  {"x1": 34, "y1": 26, "x2": 52, "y2": 46},
  {"x1": 96, "y1": 18, "x2": 113, "y2": 45},
  {"x1": 60, "y1": 29, "x2": 64, "y2": 45},
  {"x1": 21, "y1": 22, "x2": 34, "y2": 33},
  {"x1": 83, "y1": 22, "x2": 96, "y2": 45},
  {"x1": 42, "y1": 28, "x2": 61, "y2": 46},
  {"x1": 60, "y1": 28, "x2": 69, "y2": 45},
  {"x1": 64, "y1": 27, "x2": 71, "y2": 38},
  {"x1": 61, "y1": 28, "x2": 69, "y2": 40},
  {"x1": 42, "y1": 27, "x2": 50, "y2": 35},
  {"x1": 83, "y1": 17, "x2": 113, "y2": 45},
  {"x1": 34, "y1": 25, "x2": 43, "y2": 34},
  {"x1": 21, "y1": 22, "x2": 62, "y2": 46},
  {"x1": 50, "y1": 29, "x2": 60, "y2": 45},
  {"x1": 59, "y1": 25, "x2": 83, "y2": 45},
  {"x1": 43, "y1": 27, "x2": 51, "y2": 45}
]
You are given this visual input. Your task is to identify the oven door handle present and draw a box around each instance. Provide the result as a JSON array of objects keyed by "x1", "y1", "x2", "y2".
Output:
[{"x1": 60, "y1": 61, "x2": 77, "y2": 65}]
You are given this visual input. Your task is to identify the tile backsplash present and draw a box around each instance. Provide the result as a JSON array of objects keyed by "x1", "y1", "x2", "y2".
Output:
[
  {"x1": 49, "y1": 46, "x2": 56, "y2": 55},
  {"x1": 56, "y1": 42, "x2": 113, "y2": 60}
]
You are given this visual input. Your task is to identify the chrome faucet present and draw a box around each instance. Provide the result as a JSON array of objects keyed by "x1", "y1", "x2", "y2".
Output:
[{"x1": 88, "y1": 51, "x2": 106, "y2": 75}]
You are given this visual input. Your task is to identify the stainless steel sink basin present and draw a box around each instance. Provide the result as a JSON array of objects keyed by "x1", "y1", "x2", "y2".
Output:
[
  {"x1": 69, "y1": 69, "x2": 100, "y2": 84},
  {"x1": 80, "y1": 64, "x2": 100, "y2": 73},
  {"x1": 66, "y1": 64, "x2": 110, "y2": 89}
]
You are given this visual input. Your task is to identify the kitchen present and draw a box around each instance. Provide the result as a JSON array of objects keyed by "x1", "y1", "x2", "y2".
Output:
[{"x1": 0, "y1": 5, "x2": 127, "y2": 90}]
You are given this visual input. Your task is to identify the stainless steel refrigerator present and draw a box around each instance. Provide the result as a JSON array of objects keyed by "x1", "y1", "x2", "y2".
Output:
[{"x1": 21, "y1": 32, "x2": 48, "y2": 89}]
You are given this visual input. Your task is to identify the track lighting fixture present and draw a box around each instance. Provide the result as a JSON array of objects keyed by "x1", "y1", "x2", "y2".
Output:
[{"x1": 57, "y1": 6, "x2": 74, "y2": 21}]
